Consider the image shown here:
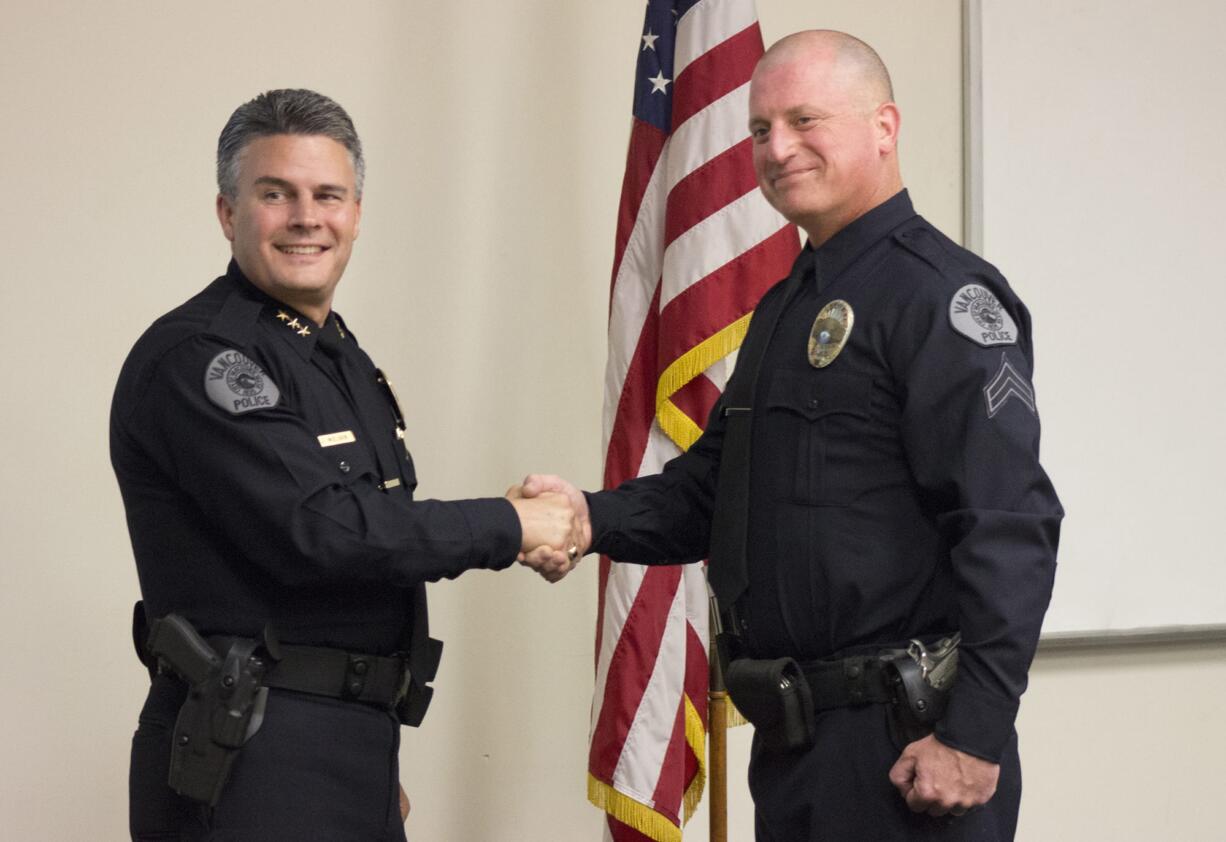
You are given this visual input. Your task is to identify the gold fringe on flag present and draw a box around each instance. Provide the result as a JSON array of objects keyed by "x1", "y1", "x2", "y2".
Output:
[
  {"x1": 587, "y1": 775, "x2": 682, "y2": 842},
  {"x1": 586, "y1": 690, "x2": 709, "y2": 842},
  {"x1": 681, "y1": 693, "x2": 707, "y2": 823},
  {"x1": 655, "y1": 313, "x2": 754, "y2": 451}
]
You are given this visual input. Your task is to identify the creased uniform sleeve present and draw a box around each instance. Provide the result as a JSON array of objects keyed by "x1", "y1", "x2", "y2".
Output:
[
  {"x1": 889, "y1": 260, "x2": 1061, "y2": 763},
  {"x1": 115, "y1": 335, "x2": 520, "y2": 588},
  {"x1": 586, "y1": 395, "x2": 726, "y2": 565}
]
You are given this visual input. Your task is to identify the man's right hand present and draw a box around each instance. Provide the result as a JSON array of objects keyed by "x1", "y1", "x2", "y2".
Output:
[
  {"x1": 519, "y1": 474, "x2": 591, "y2": 553},
  {"x1": 507, "y1": 491, "x2": 582, "y2": 583},
  {"x1": 887, "y1": 734, "x2": 999, "y2": 817}
]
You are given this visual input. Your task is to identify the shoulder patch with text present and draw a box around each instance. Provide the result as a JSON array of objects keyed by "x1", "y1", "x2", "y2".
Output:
[
  {"x1": 949, "y1": 284, "x2": 1018, "y2": 347},
  {"x1": 204, "y1": 350, "x2": 281, "y2": 415}
]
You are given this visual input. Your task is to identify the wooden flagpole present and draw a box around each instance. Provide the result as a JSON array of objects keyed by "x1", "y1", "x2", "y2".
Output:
[{"x1": 708, "y1": 597, "x2": 728, "y2": 842}]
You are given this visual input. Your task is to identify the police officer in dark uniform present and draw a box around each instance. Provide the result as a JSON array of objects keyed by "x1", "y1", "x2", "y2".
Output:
[
  {"x1": 111, "y1": 89, "x2": 581, "y2": 841},
  {"x1": 519, "y1": 31, "x2": 1061, "y2": 840}
]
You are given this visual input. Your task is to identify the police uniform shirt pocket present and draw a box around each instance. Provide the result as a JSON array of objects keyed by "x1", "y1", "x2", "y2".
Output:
[
  {"x1": 263, "y1": 428, "x2": 379, "y2": 493},
  {"x1": 764, "y1": 370, "x2": 873, "y2": 506},
  {"x1": 318, "y1": 439, "x2": 376, "y2": 485}
]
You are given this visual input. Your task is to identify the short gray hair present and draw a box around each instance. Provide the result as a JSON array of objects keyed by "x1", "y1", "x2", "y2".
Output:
[{"x1": 217, "y1": 89, "x2": 365, "y2": 199}]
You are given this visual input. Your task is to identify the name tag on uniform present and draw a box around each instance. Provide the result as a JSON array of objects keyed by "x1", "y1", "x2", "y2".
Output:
[{"x1": 317, "y1": 430, "x2": 356, "y2": 447}]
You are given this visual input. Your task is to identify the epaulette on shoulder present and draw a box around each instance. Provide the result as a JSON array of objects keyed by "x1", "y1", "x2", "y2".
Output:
[
  {"x1": 206, "y1": 289, "x2": 263, "y2": 347},
  {"x1": 892, "y1": 225, "x2": 949, "y2": 276}
]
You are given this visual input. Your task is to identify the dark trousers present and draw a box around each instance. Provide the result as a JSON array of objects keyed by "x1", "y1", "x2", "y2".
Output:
[
  {"x1": 130, "y1": 675, "x2": 406, "y2": 841},
  {"x1": 749, "y1": 704, "x2": 1021, "y2": 842}
]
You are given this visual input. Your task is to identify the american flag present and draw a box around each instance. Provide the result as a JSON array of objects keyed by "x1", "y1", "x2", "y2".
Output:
[{"x1": 588, "y1": 2, "x2": 798, "y2": 840}]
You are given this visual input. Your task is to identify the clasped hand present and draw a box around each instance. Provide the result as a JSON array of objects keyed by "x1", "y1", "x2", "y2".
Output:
[
  {"x1": 505, "y1": 474, "x2": 591, "y2": 583},
  {"x1": 888, "y1": 734, "x2": 999, "y2": 817}
]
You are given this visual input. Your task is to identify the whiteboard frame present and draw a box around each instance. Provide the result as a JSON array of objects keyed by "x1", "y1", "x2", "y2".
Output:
[{"x1": 962, "y1": 0, "x2": 983, "y2": 256}]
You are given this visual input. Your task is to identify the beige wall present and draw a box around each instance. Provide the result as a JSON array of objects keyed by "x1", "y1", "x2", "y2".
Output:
[{"x1": 1, "y1": 1, "x2": 1219, "y2": 840}]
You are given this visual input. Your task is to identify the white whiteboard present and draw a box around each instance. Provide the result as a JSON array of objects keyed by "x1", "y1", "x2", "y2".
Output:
[{"x1": 969, "y1": 0, "x2": 1226, "y2": 634}]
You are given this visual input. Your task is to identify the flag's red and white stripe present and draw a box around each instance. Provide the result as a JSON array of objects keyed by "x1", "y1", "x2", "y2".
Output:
[{"x1": 589, "y1": 2, "x2": 798, "y2": 840}]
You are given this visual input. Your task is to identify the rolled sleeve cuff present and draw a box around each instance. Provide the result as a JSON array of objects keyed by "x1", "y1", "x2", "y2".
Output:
[{"x1": 933, "y1": 680, "x2": 1019, "y2": 763}]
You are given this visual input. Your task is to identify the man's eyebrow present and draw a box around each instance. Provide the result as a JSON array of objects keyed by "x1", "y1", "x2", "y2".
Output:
[
  {"x1": 785, "y1": 104, "x2": 832, "y2": 118},
  {"x1": 253, "y1": 176, "x2": 294, "y2": 190},
  {"x1": 748, "y1": 105, "x2": 832, "y2": 125},
  {"x1": 252, "y1": 176, "x2": 349, "y2": 196}
]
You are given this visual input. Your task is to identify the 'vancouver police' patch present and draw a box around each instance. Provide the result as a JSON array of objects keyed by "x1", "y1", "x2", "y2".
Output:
[
  {"x1": 204, "y1": 350, "x2": 281, "y2": 415},
  {"x1": 949, "y1": 284, "x2": 1018, "y2": 347}
]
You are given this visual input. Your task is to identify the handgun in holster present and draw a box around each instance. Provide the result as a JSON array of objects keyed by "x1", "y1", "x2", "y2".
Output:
[
  {"x1": 884, "y1": 633, "x2": 960, "y2": 744},
  {"x1": 145, "y1": 614, "x2": 274, "y2": 806}
]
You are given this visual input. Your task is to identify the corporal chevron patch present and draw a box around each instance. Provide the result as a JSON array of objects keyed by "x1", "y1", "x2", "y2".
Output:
[{"x1": 984, "y1": 352, "x2": 1037, "y2": 418}]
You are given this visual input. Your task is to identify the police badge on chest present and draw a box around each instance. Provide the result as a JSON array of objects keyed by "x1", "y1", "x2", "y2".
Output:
[{"x1": 808, "y1": 299, "x2": 854, "y2": 368}]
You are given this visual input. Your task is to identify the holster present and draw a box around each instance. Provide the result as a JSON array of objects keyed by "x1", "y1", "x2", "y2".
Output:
[
  {"x1": 395, "y1": 636, "x2": 442, "y2": 727},
  {"x1": 723, "y1": 656, "x2": 816, "y2": 752},
  {"x1": 145, "y1": 613, "x2": 272, "y2": 806},
  {"x1": 883, "y1": 634, "x2": 960, "y2": 745}
]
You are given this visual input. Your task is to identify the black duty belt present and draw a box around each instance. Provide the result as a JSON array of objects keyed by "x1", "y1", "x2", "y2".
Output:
[
  {"x1": 799, "y1": 655, "x2": 897, "y2": 711},
  {"x1": 206, "y1": 638, "x2": 409, "y2": 709}
]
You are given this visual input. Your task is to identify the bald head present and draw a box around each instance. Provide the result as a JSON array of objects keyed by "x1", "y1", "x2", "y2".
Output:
[
  {"x1": 748, "y1": 30, "x2": 903, "y2": 246},
  {"x1": 757, "y1": 30, "x2": 894, "y2": 112}
]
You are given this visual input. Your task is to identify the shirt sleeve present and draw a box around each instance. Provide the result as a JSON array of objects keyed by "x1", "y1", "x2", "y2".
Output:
[
  {"x1": 586, "y1": 394, "x2": 726, "y2": 565},
  {"x1": 889, "y1": 270, "x2": 1062, "y2": 762},
  {"x1": 116, "y1": 335, "x2": 521, "y2": 588}
]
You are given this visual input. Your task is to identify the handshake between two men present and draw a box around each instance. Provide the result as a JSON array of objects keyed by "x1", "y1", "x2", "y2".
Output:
[{"x1": 505, "y1": 475, "x2": 590, "y2": 583}]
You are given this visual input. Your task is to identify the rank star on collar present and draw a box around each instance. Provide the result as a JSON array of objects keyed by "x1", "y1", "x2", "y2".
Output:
[{"x1": 274, "y1": 309, "x2": 314, "y2": 339}]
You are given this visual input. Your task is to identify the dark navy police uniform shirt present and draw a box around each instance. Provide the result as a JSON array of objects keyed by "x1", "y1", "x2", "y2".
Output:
[
  {"x1": 111, "y1": 261, "x2": 521, "y2": 656},
  {"x1": 587, "y1": 191, "x2": 1062, "y2": 763}
]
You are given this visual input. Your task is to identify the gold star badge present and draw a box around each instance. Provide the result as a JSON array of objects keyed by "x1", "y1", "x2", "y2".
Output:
[
  {"x1": 287, "y1": 318, "x2": 301, "y2": 330},
  {"x1": 297, "y1": 325, "x2": 311, "y2": 337},
  {"x1": 276, "y1": 310, "x2": 291, "y2": 322}
]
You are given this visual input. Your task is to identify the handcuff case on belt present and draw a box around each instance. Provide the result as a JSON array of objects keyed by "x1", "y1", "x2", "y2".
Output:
[{"x1": 723, "y1": 656, "x2": 816, "y2": 752}]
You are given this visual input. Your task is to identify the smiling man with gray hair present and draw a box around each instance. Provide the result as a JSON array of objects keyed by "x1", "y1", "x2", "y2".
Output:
[{"x1": 112, "y1": 88, "x2": 582, "y2": 840}]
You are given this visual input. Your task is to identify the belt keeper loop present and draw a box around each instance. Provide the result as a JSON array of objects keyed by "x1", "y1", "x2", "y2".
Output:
[
  {"x1": 343, "y1": 655, "x2": 369, "y2": 700},
  {"x1": 844, "y1": 656, "x2": 867, "y2": 703}
]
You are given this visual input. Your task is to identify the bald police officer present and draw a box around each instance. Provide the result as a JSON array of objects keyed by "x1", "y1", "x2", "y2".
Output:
[
  {"x1": 112, "y1": 89, "x2": 579, "y2": 841},
  {"x1": 521, "y1": 31, "x2": 1061, "y2": 840}
]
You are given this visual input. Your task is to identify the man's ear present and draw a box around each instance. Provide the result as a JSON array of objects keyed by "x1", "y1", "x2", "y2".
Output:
[
  {"x1": 875, "y1": 102, "x2": 901, "y2": 154},
  {"x1": 216, "y1": 193, "x2": 236, "y2": 241}
]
